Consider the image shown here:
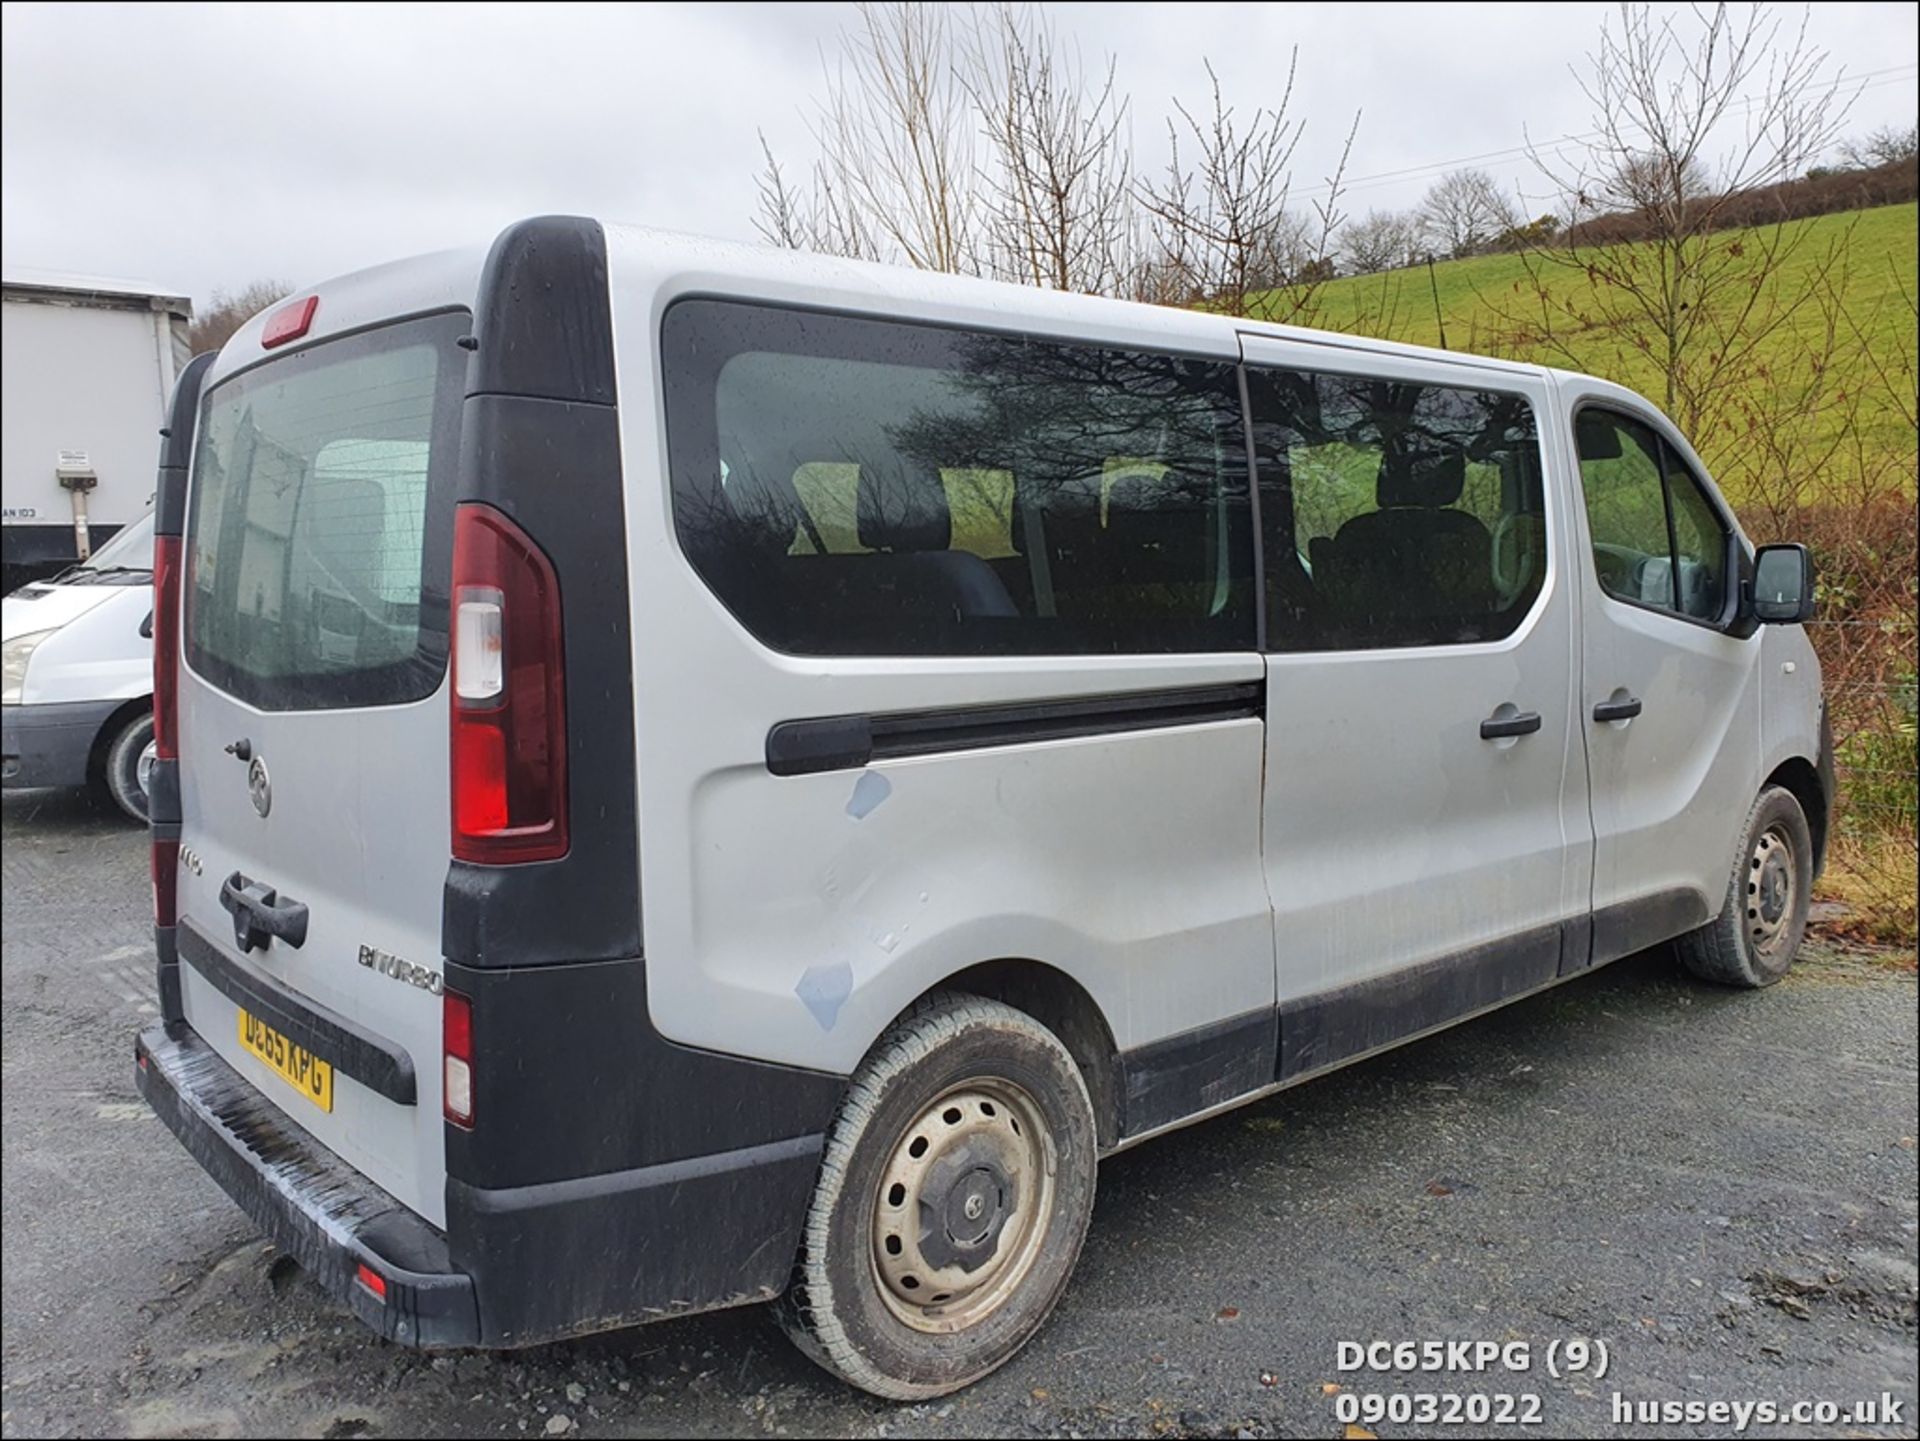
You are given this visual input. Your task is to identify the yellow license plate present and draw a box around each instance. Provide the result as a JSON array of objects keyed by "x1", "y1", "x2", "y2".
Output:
[{"x1": 237, "y1": 1008, "x2": 334, "y2": 1113}]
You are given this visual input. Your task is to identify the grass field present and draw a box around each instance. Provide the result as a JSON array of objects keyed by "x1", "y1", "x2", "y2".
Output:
[{"x1": 1267, "y1": 202, "x2": 1920, "y2": 505}]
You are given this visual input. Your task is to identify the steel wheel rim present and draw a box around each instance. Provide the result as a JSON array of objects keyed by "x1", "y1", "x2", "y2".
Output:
[
  {"x1": 136, "y1": 738, "x2": 158, "y2": 798},
  {"x1": 1747, "y1": 822, "x2": 1797, "y2": 958},
  {"x1": 871, "y1": 1077, "x2": 1056, "y2": 1334}
]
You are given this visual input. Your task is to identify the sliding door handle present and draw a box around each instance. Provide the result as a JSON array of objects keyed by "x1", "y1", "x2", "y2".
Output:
[
  {"x1": 1480, "y1": 710, "x2": 1543, "y2": 740},
  {"x1": 1593, "y1": 696, "x2": 1643, "y2": 723}
]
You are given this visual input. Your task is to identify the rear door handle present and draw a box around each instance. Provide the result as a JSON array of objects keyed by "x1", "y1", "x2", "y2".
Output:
[
  {"x1": 219, "y1": 872, "x2": 310, "y2": 953},
  {"x1": 1480, "y1": 710, "x2": 1543, "y2": 740},
  {"x1": 1593, "y1": 696, "x2": 1644, "y2": 723}
]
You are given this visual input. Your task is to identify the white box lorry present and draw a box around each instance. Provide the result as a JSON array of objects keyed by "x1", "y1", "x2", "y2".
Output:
[{"x1": 2, "y1": 269, "x2": 191, "y2": 593}]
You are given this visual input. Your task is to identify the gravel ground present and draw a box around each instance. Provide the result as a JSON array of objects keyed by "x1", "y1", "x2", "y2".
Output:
[{"x1": 2, "y1": 784, "x2": 1915, "y2": 1440}]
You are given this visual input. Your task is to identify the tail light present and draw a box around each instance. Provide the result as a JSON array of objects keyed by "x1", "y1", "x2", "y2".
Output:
[
  {"x1": 151, "y1": 535, "x2": 181, "y2": 761},
  {"x1": 152, "y1": 835, "x2": 179, "y2": 928},
  {"x1": 450, "y1": 504, "x2": 568, "y2": 862},
  {"x1": 443, "y1": 988, "x2": 475, "y2": 1127}
]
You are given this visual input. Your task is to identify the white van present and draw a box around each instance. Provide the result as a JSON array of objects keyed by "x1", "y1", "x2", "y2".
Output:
[
  {"x1": 3, "y1": 510, "x2": 159, "y2": 819},
  {"x1": 136, "y1": 219, "x2": 1832, "y2": 1399}
]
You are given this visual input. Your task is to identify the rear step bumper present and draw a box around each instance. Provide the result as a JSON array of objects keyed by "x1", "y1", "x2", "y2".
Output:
[{"x1": 135, "y1": 1022, "x2": 481, "y2": 1348}]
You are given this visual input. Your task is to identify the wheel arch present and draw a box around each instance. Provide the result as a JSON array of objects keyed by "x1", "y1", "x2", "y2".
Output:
[
  {"x1": 894, "y1": 958, "x2": 1123, "y2": 1151},
  {"x1": 1764, "y1": 754, "x2": 1827, "y2": 877},
  {"x1": 85, "y1": 695, "x2": 153, "y2": 786}
]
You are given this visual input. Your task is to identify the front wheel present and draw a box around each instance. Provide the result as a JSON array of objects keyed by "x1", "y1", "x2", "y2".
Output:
[
  {"x1": 1676, "y1": 784, "x2": 1813, "y2": 988},
  {"x1": 778, "y1": 994, "x2": 1098, "y2": 1400},
  {"x1": 101, "y1": 710, "x2": 156, "y2": 823}
]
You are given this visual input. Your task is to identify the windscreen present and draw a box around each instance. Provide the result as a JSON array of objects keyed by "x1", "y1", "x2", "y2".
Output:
[
  {"x1": 183, "y1": 312, "x2": 467, "y2": 710},
  {"x1": 80, "y1": 511, "x2": 155, "y2": 573}
]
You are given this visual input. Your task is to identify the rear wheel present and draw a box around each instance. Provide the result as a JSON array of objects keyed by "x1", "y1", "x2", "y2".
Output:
[
  {"x1": 778, "y1": 994, "x2": 1097, "y2": 1400},
  {"x1": 1676, "y1": 785, "x2": 1813, "y2": 988},
  {"x1": 101, "y1": 710, "x2": 156, "y2": 823}
]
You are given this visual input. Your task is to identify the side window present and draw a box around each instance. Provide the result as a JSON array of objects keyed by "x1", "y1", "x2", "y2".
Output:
[
  {"x1": 1247, "y1": 366, "x2": 1546, "y2": 651},
  {"x1": 1573, "y1": 407, "x2": 1729, "y2": 621},
  {"x1": 1662, "y1": 454, "x2": 1729, "y2": 620},
  {"x1": 662, "y1": 300, "x2": 1255, "y2": 656},
  {"x1": 1573, "y1": 410, "x2": 1673, "y2": 608}
]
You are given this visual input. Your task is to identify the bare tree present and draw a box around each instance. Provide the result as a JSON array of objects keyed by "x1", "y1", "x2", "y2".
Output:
[
  {"x1": 1416, "y1": 168, "x2": 1518, "y2": 258},
  {"x1": 754, "y1": 134, "x2": 880, "y2": 259},
  {"x1": 188, "y1": 279, "x2": 291, "y2": 354},
  {"x1": 1341, "y1": 208, "x2": 1420, "y2": 274},
  {"x1": 1606, "y1": 149, "x2": 1711, "y2": 217},
  {"x1": 1838, "y1": 122, "x2": 1918, "y2": 169},
  {"x1": 814, "y1": 2, "x2": 980, "y2": 273},
  {"x1": 965, "y1": 3, "x2": 1135, "y2": 295},
  {"x1": 1136, "y1": 54, "x2": 1356, "y2": 320},
  {"x1": 1508, "y1": 1, "x2": 1854, "y2": 433}
]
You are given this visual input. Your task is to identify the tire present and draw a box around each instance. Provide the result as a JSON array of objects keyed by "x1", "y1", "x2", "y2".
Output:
[
  {"x1": 1676, "y1": 784, "x2": 1813, "y2": 988},
  {"x1": 777, "y1": 993, "x2": 1098, "y2": 1400},
  {"x1": 101, "y1": 710, "x2": 156, "y2": 823}
]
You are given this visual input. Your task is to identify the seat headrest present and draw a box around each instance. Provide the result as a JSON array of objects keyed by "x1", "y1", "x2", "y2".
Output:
[
  {"x1": 1377, "y1": 445, "x2": 1466, "y2": 508},
  {"x1": 857, "y1": 465, "x2": 951, "y2": 552}
]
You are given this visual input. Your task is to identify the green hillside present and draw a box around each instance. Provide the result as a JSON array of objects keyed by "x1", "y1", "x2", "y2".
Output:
[{"x1": 1267, "y1": 202, "x2": 1919, "y2": 504}]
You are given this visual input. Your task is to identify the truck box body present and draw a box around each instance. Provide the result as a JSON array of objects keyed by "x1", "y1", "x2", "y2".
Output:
[{"x1": 2, "y1": 271, "x2": 191, "y2": 592}]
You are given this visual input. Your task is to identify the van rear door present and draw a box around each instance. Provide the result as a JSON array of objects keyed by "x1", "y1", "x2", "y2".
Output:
[{"x1": 174, "y1": 309, "x2": 468, "y2": 1225}]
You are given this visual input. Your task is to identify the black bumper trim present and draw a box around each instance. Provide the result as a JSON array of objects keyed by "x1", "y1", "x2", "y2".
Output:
[
  {"x1": 135, "y1": 1022, "x2": 478, "y2": 1348},
  {"x1": 178, "y1": 919, "x2": 417, "y2": 1105},
  {"x1": 446, "y1": 1132, "x2": 825, "y2": 1346},
  {"x1": 139, "y1": 1017, "x2": 829, "y2": 1350},
  {"x1": 1, "y1": 697, "x2": 120, "y2": 789}
]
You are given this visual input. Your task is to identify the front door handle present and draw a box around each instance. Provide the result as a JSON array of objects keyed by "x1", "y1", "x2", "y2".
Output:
[
  {"x1": 1480, "y1": 709, "x2": 1543, "y2": 740},
  {"x1": 1593, "y1": 696, "x2": 1644, "y2": 723}
]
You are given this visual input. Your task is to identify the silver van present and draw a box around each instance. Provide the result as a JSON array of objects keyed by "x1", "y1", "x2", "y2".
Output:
[{"x1": 137, "y1": 218, "x2": 1831, "y2": 1399}]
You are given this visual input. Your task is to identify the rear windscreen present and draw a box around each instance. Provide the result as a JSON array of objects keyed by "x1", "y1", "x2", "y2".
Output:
[{"x1": 184, "y1": 312, "x2": 467, "y2": 710}]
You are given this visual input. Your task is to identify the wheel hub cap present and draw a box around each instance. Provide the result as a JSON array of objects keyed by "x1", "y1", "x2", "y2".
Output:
[{"x1": 871, "y1": 1079, "x2": 1056, "y2": 1334}]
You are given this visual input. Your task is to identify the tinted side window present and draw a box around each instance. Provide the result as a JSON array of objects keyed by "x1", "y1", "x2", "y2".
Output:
[
  {"x1": 1247, "y1": 367, "x2": 1546, "y2": 651},
  {"x1": 1662, "y1": 454, "x2": 1729, "y2": 620},
  {"x1": 662, "y1": 300, "x2": 1255, "y2": 656},
  {"x1": 1573, "y1": 407, "x2": 1729, "y2": 621},
  {"x1": 1574, "y1": 409, "x2": 1674, "y2": 609}
]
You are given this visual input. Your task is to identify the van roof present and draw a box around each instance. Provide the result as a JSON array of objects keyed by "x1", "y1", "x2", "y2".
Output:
[
  {"x1": 218, "y1": 217, "x2": 1585, "y2": 391},
  {"x1": 598, "y1": 220, "x2": 1551, "y2": 379}
]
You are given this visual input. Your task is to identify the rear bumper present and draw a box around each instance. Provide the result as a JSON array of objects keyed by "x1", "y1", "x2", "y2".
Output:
[
  {"x1": 135, "y1": 1022, "x2": 481, "y2": 1348},
  {"x1": 2, "y1": 698, "x2": 117, "y2": 789},
  {"x1": 138, "y1": 1011, "x2": 831, "y2": 1349}
]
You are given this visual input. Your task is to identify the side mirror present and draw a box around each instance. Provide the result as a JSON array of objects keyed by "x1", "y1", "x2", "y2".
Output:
[{"x1": 1751, "y1": 543, "x2": 1815, "y2": 624}]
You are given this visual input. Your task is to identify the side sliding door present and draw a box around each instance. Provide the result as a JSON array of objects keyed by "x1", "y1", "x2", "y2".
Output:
[{"x1": 1240, "y1": 336, "x2": 1594, "y2": 1081}]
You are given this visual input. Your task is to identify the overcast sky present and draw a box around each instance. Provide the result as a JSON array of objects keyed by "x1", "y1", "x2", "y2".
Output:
[{"x1": 2, "y1": 1, "x2": 1914, "y2": 306}]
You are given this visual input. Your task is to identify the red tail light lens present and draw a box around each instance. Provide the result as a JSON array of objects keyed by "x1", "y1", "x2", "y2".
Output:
[
  {"x1": 450, "y1": 504, "x2": 567, "y2": 863},
  {"x1": 443, "y1": 988, "x2": 475, "y2": 1128},
  {"x1": 354, "y1": 1262, "x2": 388, "y2": 1301},
  {"x1": 152, "y1": 534, "x2": 182, "y2": 761},
  {"x1": 152, "y1": 836, "x2": 179, "y2": 928}
]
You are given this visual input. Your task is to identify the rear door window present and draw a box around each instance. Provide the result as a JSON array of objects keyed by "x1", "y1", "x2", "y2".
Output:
[
  {"x1": 184, "y1": 313, "x2": 467, "y2": 709},
  {"x1": 661, "y1": 299, "x2": 1255, "y2": 656}
]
